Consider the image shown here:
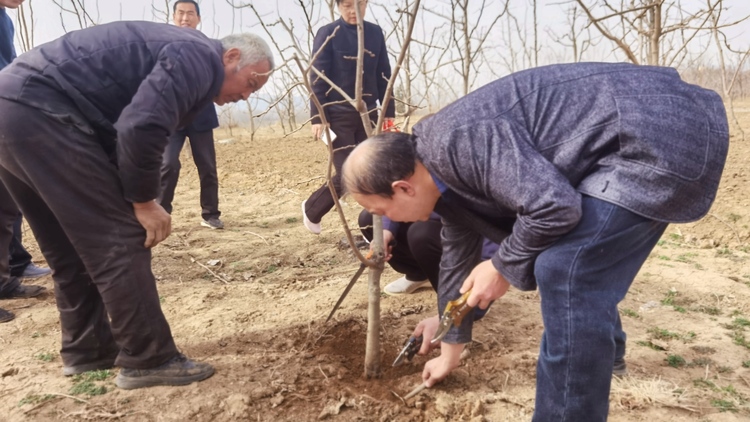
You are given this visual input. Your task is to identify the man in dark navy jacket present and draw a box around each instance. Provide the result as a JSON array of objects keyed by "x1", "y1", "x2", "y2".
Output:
[
  {"x1": 158, "y1": 0, "x2": 224, "y2": 230},
  {"x1": 0, "y1": 21, "x2": 273, "y2": 389},
  {"x1": 343, "y1": 63, "x2": 728, "y2": 421}
]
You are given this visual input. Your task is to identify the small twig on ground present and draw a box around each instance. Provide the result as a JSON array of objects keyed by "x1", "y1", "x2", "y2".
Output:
[
  {"x1": 42, "y1": 392, "x2": 89, "y2": 404},
  {"x1": 707, "y1": 213, "x2": 743, "y2": 245},
  {"x1": 403, "y1": 383, "x2": 427, "y2": 400},
  {"x1": 390, "y1": 390, "x2": 407, "y2": 406},
  {"x1": 294, "y1": 176, "x2": 325, "y2": 186},
  {"x1": 188, "y1": 255, "x2": 230, "y2": 284},
  {"x1": 739, "y1": 374, "x2": 750, "y2": 388},
  {"x1": 318, "y1": 364, "x2": 329, "y2": 382},
  {"x1": 244, "y1": 231, "x2": 269, "y2": 245}
]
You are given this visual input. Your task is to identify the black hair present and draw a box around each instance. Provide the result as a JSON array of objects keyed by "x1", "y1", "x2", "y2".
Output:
[
  {"x1": 173, "y1": 0, "x2": 200, "y2": 17},
  {"x1": 342, "y1": 132, "x2": 418, "y2": 198}
]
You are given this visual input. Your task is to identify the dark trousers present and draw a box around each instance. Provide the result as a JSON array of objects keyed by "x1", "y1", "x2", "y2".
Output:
[
  {"x1": 0, "y1": 182, "x2": 20, "y2": 296},
  {"x1": 532, "y1": 196, "x2": 667, "y2": 421},
  {"x1": 358, "y1": 211, "x2": 442, "y2": 291},
  {"x1": 0, "y1": 99, "x2": 178, "y2": 369},
  {"x1": 158, "y1": 129, "x2": 220, "y2": 220},
  {"x1": 305, "y1": 112, "x2": 371, "y2": 223},
  {"x1": 9, "y1": 213, "x2": 32, "y2": 277}
]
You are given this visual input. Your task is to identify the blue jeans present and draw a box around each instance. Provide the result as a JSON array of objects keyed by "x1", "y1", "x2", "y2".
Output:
[{"x1": 532, "y1": 196, "x2": 667, "y2": 421}]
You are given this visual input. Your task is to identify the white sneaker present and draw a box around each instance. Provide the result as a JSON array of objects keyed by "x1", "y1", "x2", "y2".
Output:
[
  {"x1": 301, "y1": 200, "x2": 321, "y2": 235},
  {"x1": 384, "y1": 276, "x2": 431, "y2": 296}
]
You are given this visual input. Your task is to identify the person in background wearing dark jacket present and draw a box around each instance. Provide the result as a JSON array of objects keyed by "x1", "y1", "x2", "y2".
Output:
[
  {"x1": 0, "y1": 0, "x2": 47, "y2": 324},
  {"x1": 158, "y1": 0, "x2": 224, "y2": 230},
  {"x1": 301, "y1": 0, "x2": 395, "y2": 234},
  {"x1": 343, "y1": 63, "x2": 728, "y2": 421},
  {"x1": 0, "y1": 21, "x2": 273, "y2": 389}
]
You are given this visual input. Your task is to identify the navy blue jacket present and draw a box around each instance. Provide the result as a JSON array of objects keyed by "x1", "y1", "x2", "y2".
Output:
[
  {"x1": 0, "y1": 21, "x2": 225, "y2": 203},
  {"x1": 0, "y1": 7, "x2": 15, "y2": 69},
  {"x1": 179, "y1": 101, "x2": 219, "y2": 134},
  {"x1": 310, "y1": 17, "x2": 395, "y2": 123},
  {"x1": 413, "y1": 62, "x2": 728, "y2": 343}
]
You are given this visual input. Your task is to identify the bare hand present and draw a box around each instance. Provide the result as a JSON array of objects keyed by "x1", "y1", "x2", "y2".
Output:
[
  {"x1": 460, "y1": 260, "x2": 510, "y2": 309},
  {"x1": 422, "y1": 343, "x2": 463, "y2": 387},
  {"x1": 413, "y1": 315, "x2": 440, "y2": 355},
  {"x1": 375, "y1": 230, "x2": 395, "y2": 261},
  {"x1": 133, "y1": 200, "x2": 171, "y2": 248},
  {"x1": 311, "y1": 123, "x2": 325, "y2": 140}
]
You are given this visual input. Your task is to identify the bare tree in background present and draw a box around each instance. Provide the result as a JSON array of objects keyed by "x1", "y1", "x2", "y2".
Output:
[
  {"x1": 574, "y1": 0, "x2": 748, "y2": 67},
  {"x1": 14, "y1": 0, "x2": 34, "y2": 53},
  {"x1": 425, "y1": 0, "x2": 508, "y2": 95},
  {"x1": 51, "y1": 0, "x2": 98, "y2": 31},
  {"x1": 547, "y1": 4, "x2": 598, "y2": 63}
]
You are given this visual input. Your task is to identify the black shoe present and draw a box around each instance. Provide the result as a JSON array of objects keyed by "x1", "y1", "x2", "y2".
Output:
[
  {"x1": 0, "y1": 284, "x2": 46, "y2": 299},
  {"x1": 21, "y1": 263, "x2": 52, "y2": 279},
  {"x1": 115, "y1": 353, "x2": 215, "y2": 390},
  {"x1": 613, "y1": 358, "x2": 628, "y2": 376},
  {"x1": 0, "y1": 308, "x2": 14, "y2": 323},
  {"x1": 63, "y1": 354, "x2": 118, "y2": 376},
  {"x1": 201, "y1": 217, "x2": 224, "y2": 230}
]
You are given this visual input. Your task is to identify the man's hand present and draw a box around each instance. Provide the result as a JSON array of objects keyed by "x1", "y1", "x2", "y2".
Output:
[
  {"x1": 460, "y1": 260, "x2": 511, "y2": 309},
  {"x1": 422, "y1": 342, "x2": 464, "y2": 387},
  {"x1": 311, "y1": 123, "x2": 325, "y2": 140},
  {"x1": 413, "y1": 315, "x2": 440, "y2": 355},
  {"x1": 133, "y1": 200, "x2": 171, "y2": 248},
  {"x1": 375, "y1": 230, "x2": 395, "y2": 261}
]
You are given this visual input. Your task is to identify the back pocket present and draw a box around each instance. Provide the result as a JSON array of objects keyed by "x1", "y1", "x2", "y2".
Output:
[{"x1": 615, "y1": 95, "x2": 709, "y2": 181}]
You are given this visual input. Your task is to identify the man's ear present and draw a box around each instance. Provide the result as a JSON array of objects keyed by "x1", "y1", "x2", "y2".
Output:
[
  {"x1": 391, "y1": 180, "x2": 414, "y2": 196},
  {"x1": 222, "y1": 48, "x2": 241, "y2": 67}
]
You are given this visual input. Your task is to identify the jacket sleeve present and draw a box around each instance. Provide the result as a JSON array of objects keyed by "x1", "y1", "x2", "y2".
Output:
[
  {"x1": 437, "y1": 217, "x2": 483, "y2": 344},
  {"x1": 310, "y1": 26, "x2": 333, "y2": 125},
  {"x1": 115, "y1": 42, "x2": 217, "y2": 203},
  {"x1": 441, "y1": 118, "x2": 583, "y2": 291},
  {"x1": 375, "y1": 29, "x2": 395, "y2": 119}
]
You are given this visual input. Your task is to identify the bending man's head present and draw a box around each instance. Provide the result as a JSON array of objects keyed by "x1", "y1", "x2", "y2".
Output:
[
  {"x1": 215, "y1": 34, "x2": 275, "y2": 105},
  {"x1": 343, "y1": 132, "x2": 440, "y2": 222}
]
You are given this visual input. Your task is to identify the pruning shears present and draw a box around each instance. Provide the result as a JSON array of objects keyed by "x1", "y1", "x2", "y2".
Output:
[
  {"x1": 392, "y1": 335, "x2": 423, "y2": 366},
  {"x1": 431, "y1": 289, "x2": 474, "y2": 344}
]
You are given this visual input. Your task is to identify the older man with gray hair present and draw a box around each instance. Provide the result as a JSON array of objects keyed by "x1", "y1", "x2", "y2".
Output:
[{"x1": 0, "y1": 21, "x2": 273, "y2": 389}]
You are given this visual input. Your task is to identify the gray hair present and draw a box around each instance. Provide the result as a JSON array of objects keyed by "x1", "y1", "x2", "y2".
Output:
[
  {"x1": 220, "y1": 33, "x2": 275, "y2": 70},
  {"x1": 342, "y1": 132, "x2": 418, "y2": 198}
]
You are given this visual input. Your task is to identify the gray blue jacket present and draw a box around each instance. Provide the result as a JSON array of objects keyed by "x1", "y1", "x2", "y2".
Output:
[
  {"x1": 0, "y1": 21, "x2": 225, "y2": 203},
  {"x1": 0, "y1": 7, "x2": 16, "y2": 69},
  {"x1": 413, "y1": 62, "x2": 729, "y2": 343}
]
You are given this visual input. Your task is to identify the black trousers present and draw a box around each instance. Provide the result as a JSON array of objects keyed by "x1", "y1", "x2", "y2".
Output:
[
  {"x1": 0, "y1": 182, "x2": 20, "y2": 296},
  {"x1": 158, "y1": 129, "x2": 220, "y2": 220},
  {"x1": 358, "y1": 210, "x2": 442, "y2": 292},
  {"x1": 0, "y1": 99, "x2": 178, "y2": 369},
  {"x1": 305, "y1": 111, "x2": 372, "y2": 223},
  {"x1": 9, "y1": 213, "x2": 33, "y2": 277}
]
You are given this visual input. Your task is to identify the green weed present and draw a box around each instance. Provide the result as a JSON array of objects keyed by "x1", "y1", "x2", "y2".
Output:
[
  {"x1": 666, "y1": 354, "x2": 686, "y2": 368},
  {"x1": 620, "y1": 308, "x2": 640, "y2": 319},
  {"x1": 35, "y1": 352, "x2": 56, "y2": 362}
]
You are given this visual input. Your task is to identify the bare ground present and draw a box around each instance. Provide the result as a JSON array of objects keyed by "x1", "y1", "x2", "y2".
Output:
[{"x1": 1, "y1": 105, "x2": 750, "y2": 422}]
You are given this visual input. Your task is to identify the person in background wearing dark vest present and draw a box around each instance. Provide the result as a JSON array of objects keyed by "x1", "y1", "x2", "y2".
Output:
[
  {"x1": 0, "y1": 0, "x2": 47, "y2": 324},
  {"x1": 342, "y1": 63, "x2": 728, "y2": 421},
  {"x1": 0, "y1": 21, "x2": 273, "y2": 388},
  {"x1": 158, "y1": 0, "x2": 224, "y2": 230},
  {"x1": 301, "y1": 0, "x2": 395, "y2": 235}
]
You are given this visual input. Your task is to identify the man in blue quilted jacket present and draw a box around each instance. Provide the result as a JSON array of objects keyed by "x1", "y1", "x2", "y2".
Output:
[
  {"x1": 343, "y1": 63, "x2": 728, "y2": 421},
  {"x1": 0, "y1": 21, "x2": 273, "y2": 389}
]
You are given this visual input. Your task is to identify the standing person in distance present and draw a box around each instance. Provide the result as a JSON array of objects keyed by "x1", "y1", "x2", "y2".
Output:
[
  {"x1": 158, "y1": 0, "x2": 225, "y2": 230},
  {"x1": 301, "y1": 0, "x2": 395, "y2": 234}
]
